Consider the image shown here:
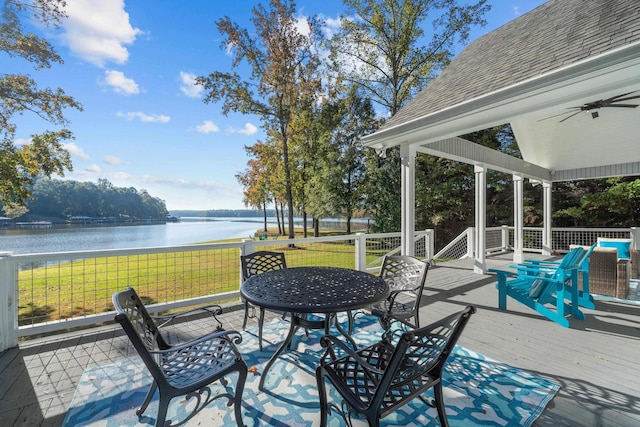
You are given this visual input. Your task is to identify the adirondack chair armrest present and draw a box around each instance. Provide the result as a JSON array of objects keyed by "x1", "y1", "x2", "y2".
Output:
[
  {"x1": 491, "y1": 268, "x2": 560, "y2": 299},
  {"x1": 488, "y1": 268, "x2": 517, "y2": 278},
  {"x1": 522, "y1": 259, "x2": 560, "y2": 267},
  {"x1": 509, "y1": 264, "x2": 578, "y2": 275}
]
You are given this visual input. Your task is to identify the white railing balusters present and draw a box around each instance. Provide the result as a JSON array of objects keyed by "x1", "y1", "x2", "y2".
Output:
[{"x1": 1, "y1": 227, "x2": 634, "y2": 351}]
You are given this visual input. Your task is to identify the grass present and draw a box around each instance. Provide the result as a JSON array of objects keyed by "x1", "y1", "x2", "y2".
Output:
[{"x1": 16, "y1": 227, "x2": 388, "y2": 326}]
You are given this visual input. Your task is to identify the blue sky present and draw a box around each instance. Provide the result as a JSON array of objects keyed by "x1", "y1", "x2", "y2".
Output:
[{"x1": 10, "y1": 0, "x2": 546, "y2": 211}]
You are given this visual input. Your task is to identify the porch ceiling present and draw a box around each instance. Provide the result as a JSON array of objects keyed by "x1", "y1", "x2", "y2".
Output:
[{"x1": 363, "y1": 0, "x2": 640, "y2": 182}]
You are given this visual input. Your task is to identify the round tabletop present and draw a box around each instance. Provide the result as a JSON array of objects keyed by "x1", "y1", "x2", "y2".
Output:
[{"x1": 240, "y1": 266, "x2": 389, "y2": 314}]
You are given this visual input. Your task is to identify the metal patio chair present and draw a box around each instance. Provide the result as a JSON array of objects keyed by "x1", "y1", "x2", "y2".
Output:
[
  {"x1": 351, "y1": 256, "x2": 430, "y2": 332},
  {"x1": 316, "y1": 305, "x2": 476, "y2": 427},
  {"x1": 113, "y1": 287, "x2": 247, "y2": 427},
  {"x1": 240, "y1": 250, "x2": 287, "y2": 351}
]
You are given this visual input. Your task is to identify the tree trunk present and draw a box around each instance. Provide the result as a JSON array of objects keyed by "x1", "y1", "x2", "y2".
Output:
[
  {"x1": 303, "y1": 210, "x2": 308, "y2": 238},
  {"x1": 262, "y1": 201, "x2": 268, "y2": 232},
  {"x1": 280, "y1": 133, "x2": 295, "y2": 241},
  {"x1": 346, "y1": 214, "x2": 352, "y2": 234},
  {"x1": 280, "y1": 201, "x2": 286, "y2": 235},
  {"x1": 314, "y1": 217, "x2": 319, "y2": 237},
  {"x1": 275, "y1": 201, "x2": 282, "y2": 234}
]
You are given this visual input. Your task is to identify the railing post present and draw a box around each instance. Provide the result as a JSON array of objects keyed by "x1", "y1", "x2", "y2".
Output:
[
  {"x1": 0, "y1": 252, "x2": 18, "y2": 352},
  {"x1": 501, "y1": 225, "x2": 510, "y2": 252},
  {"x1": 467, "y1": 227, "x2": 475, "y2": 258},
  {"x1": 426, "y1": 229, "x2": 435, "y2": 263},
  {"x1": 355, "y1": 233, "x2": 366, "y2": 271},
  {"x1": 239, "y1": 240, "x2": 253, "y2": 288}
]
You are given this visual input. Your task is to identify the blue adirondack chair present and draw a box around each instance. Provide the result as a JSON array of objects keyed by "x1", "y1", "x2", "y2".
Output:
[
  {"x1": 490, "y1": 247, "x2": 586, "y2": 328},
  {"x1": 519, "y1": 243, "x2": 596, "y2": 309}
]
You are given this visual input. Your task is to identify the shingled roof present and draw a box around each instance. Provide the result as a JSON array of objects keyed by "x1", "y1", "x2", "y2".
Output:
[{"x1": 370, "y1": 0, "x2": 640, "y2": 136}]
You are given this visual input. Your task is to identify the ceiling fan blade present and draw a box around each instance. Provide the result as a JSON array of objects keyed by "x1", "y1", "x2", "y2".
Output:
[
  {"x1": 559, "y1": 110, "x2": 583, "y2": 123},
  {"x1": 607, "y1": 95, "x2": 640, "y2": 103},
  {"x1": 603, "y1": 104, "x2": 638, "y2": 108},
  {"x1": 603, "y1": 92, "x2": 639, "y2": 103},
  {"x1": 537, "y1": 109, "x2": 580, "y2": 122}
]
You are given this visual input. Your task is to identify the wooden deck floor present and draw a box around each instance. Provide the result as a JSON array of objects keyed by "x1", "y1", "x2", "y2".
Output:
[{"x1": 1, "y1": 253, "x2": 640, "y2": 426}]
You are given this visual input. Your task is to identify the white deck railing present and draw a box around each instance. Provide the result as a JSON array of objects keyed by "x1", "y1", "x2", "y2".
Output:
[
  {"x1": 0, "y1": 231, "x2": 434, "y2": 351},
  {"x1": 2, "y1": 226, "x2": 637, "y2": 351},
  {"x1": 432, "y1": 226, "x2": 640, "y2": 263}
]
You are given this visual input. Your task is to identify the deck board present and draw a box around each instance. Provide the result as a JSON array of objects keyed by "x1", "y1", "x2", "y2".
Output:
[{"x1": 1, "y1": 253, "x2": 640, "y2": 426}]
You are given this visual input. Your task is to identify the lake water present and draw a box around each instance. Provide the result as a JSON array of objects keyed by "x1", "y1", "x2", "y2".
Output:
[
  {"x1": 0, "y1": 217, "x2": 272, "y2": 254},
  {"x1": 0, "y1": 217, "x2": 370, "y2": 255}
]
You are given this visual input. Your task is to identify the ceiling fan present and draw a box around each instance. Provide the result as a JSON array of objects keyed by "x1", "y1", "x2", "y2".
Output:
[{"x1": 540, "y1": 91, "x2": 640, "y2": 123}]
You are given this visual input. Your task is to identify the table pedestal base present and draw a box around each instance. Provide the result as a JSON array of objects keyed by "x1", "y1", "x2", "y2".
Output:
[{"x1": 258, "y1": 312, "x2": 355, "y2": 390}]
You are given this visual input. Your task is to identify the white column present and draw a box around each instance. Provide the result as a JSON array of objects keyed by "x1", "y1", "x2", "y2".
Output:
[
  {"x1": 400, "y1": 145, "x2": 416, "y2": 256},
  {"x1": 542, "y1": 181, "x2": 552, "y2": 255},
  {"x1": 474, "y1": 165, "x2": 486, "y2": 273},
  {"x1": 513, "y1": 174, "x2": 524, "y2": 263}
]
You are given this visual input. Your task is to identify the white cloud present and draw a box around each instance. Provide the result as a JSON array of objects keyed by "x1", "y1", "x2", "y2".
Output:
[
  {"x1": 86, "y1": 164, "x2": 101, "y2": 173},
  {"x1": 62, "y1": 142, "x2": 90, "y2": 160},
  {"x1": 101, "y1": 70, "x2": 140, "y2": 95},
  {"x1": 321, "y1": 16, "x2": 342, "y2": 39},
  {"x1": 195, "y1": 120, "x2": 220, "y2": 134},
  {"x1": 104, "y1": 155, "x2": 126, "y2": 165},
  {"x1": 224, "y1": 41, "x2": 236, "y2": 56},
  {"x1": 117, "y1": 111, "x2": 170, "y2": 123},
  {"x1": 60, "y1": 0, "x2": 141, "y2": 67},
  {"x1": 295, "y1": 16, "x2": 311, "y2": 36},
  {"x1": 234, "y1": 123, "x2": 258, "y2": 135},
  {"x1": 14, "y1": 137, "x2": 31, "y2": 146},
  {"x1": 179, "y1": 72, "x2": 204, "y2": 98}
]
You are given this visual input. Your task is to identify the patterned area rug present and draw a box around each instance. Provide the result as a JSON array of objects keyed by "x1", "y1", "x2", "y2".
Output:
[{"x1": 63, "y1": 314, "x2": 559, "y2": 426}]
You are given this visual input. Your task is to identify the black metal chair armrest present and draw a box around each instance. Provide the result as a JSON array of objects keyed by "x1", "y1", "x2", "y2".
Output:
[
  {"x1": 149, "y1": 331, "x2": 242, "y2": 362},
  {"x1": 155, "y1": 328, "x2": 243, "y2": 357},
  {"x1": 386, "y1": 287, "x2": 416, "y2": 308},
  {"x1": 153, "y1": 304, "x2": 223, "y2": 330},
  {"x1": 319, "y1": 335, "x2": 385, "y2": 376}
]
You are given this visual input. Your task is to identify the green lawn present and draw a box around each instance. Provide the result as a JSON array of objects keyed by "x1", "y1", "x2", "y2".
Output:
[{"x1": 17, "y1": 229, "x2": 389, "y2": 325}]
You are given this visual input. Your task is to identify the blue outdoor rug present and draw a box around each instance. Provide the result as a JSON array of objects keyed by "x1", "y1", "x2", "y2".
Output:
[{"x1": 63, "y1": 314, "x2": 559, "y2": 426}]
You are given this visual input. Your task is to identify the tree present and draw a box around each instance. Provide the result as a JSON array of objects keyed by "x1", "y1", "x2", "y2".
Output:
[
  {"x1": 331, "y1": 0, "x2": 489, "y2": 116},
  {"x1": 1, "y1": 0, "x2": 82, "y2": 206},
  {"x1": 236, "y1": 146, "x2": 272, "y2": 232},
  {"x1": 287, "y1": 66, "x2": 328, "y2": 237},
  {"x1": 555, "y1": 177, "x2": 640, "y2": 227},
  {"x1": 325, "y1": 87, "x2": 380, "y2": 233},
  {"x1": 197, "y1": 0, "x2": 322, "y2": 240},
  {"x1": 330, "y1": 0, "x2": 490, "y2": 231}
]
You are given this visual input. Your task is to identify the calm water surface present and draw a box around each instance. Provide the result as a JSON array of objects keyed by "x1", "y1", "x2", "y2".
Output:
[{"x1": 0, "y1": 218, "x2": 269, "y2": 254}]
